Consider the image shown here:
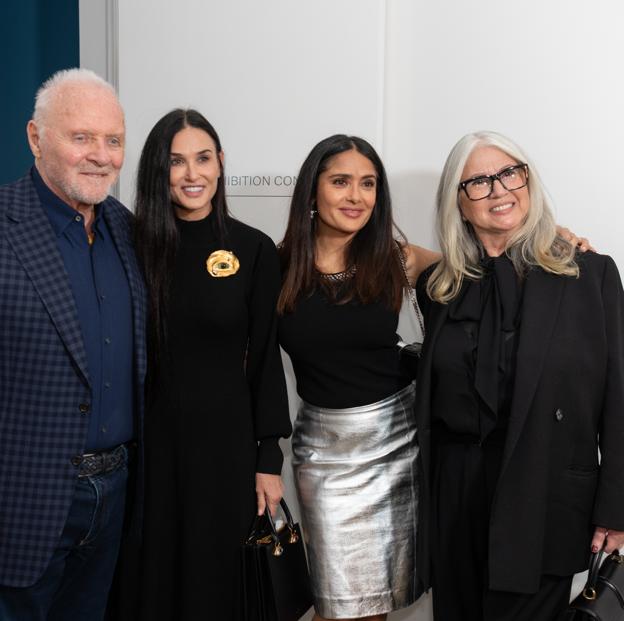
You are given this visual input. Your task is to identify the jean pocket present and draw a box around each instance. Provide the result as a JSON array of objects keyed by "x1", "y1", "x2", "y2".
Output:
[{"x1": 79, "y1": 477, "x2": 102, "y2": 546}]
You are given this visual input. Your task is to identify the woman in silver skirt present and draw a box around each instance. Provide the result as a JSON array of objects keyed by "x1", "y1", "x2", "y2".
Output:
[
  {"x1": 292, "y1": 385, "x2": 418, "y2": 618},
  {"x1": 278, "y1": 134, "x2": 439, "y2": 621}
]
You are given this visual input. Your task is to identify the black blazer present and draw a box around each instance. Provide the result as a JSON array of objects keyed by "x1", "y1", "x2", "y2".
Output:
[{"x1": 415, "y1": 252, "x2": 624, "y2": 594}]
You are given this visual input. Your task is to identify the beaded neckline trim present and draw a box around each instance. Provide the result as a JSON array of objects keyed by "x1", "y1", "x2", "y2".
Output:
[{"x1": 317, "y1": 265, "x2": 357, "y2": 282}]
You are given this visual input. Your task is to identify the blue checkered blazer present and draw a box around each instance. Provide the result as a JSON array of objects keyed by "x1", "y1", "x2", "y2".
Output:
[{"x1": 0, "y1": 174, "x2": 147, "y2": 587}]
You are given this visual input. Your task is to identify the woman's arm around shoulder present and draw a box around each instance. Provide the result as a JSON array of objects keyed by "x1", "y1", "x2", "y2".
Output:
[{"x1": 401, "y1": 243, "x2": 440, "y2": 287}]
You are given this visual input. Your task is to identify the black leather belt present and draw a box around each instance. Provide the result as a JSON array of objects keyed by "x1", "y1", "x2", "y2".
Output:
[{"x1": 77, "y1": 444, "x2": 127, "y2": 478}]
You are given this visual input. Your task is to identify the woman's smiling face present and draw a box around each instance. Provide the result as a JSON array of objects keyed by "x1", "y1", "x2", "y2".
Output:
[
  {"x1": 315, "y1": 148, "x2": 377, "y2": 240},
  {"x1": 169, "y1": 126, "x2": 223, "y2": 221},
  {"x1": 458, "y1": 145, "x2": 530, "y2": 252}
]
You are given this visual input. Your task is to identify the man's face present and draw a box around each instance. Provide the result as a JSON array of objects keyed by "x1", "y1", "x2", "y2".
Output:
[{"x1": 27, "y1": 84, "x2": 125, "y2": 210}]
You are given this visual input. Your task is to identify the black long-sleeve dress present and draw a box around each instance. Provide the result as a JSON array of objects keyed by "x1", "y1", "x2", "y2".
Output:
[{"x1": 138, "y1": 213, "x2": 292, "y2": 621}]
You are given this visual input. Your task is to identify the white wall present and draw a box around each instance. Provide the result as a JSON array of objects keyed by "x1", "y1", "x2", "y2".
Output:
[
  {"x1": 81, "y1": 2, "x2": 624, "y2": 619},
  {"x1": 115, "y1": 0, "x2": 386, "y2": 243},
  {"x1": 383, "y1": 0, "x2": 624, "y2": 271}
]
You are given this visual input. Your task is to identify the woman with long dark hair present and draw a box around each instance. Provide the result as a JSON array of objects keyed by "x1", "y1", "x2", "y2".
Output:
[
  {"x1": 133, "y1": 109, "x2": 291, "y2": 620},
  {"x1": 277, "y1": 135, "x2": 589, "y2": 621},
  {"x1": 278, "y1": 134, "x2": 438, "y2": 621}
]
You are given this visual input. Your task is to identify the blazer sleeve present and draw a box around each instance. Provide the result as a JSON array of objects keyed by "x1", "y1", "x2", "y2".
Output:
[
  {"x1": 246, "y1": 234, "x2": 292, "y2": 475},
  {"x1": 593, "y1": 256, "x2": 624, "y2": 530}
]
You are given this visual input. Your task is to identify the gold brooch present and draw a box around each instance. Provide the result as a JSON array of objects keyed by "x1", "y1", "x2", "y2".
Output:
[{"x1": 206, "y1": 250, "x2": 240, "y2": 277}]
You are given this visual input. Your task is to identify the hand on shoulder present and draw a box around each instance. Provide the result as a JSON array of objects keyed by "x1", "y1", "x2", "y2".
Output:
[
  {"x1": 556, "y1": 225, "x2": 595, "y2": 253},
  {"x1": 400, "y1": 243, "x2": 440, "y2": 287}
]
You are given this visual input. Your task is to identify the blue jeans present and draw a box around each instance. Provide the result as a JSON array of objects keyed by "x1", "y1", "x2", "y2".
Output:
[{"x1": 0, "y1": 449, "x2": 128, "y2": 621}]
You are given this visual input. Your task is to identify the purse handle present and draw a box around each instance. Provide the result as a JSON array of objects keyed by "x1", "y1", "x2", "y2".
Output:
[
  {"x1": 582, "y1": 550, "x2": 605, "y2": 600},
  {"x1": 581, "y1": 548, "x2": 623, "y2": 600},
  {"x1": 395, "y1": 241, "x2": 425, "y2": 336},
  {"x1": 245, "y1": 498, "x2": 299, "y2": 556}
]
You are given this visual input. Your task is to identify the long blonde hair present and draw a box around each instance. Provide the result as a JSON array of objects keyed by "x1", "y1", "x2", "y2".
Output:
[{"x1": 427, "y1": 131, "x2": 578, "y2": 303}]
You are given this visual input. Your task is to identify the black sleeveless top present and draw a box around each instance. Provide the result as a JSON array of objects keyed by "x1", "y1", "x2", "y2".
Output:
[{"x1": 279, "y1": 285, "x2": 412, "y2": 409}]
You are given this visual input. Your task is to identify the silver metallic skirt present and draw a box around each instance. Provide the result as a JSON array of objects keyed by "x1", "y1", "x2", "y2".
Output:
[{"x1": 291, "y1": 383, "x2": 419, "y2": 619}]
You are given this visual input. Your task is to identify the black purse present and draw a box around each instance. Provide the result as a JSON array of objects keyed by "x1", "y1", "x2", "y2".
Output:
[
  {"x1": 396, "y1": 243, "x2": 425, "y2": 377},
  {"x1": 242, "y1": 498, "x2": 313, "y2": 621},
  {"x1": 563, "y1": 549, "x2": 624, "y2": 620}
]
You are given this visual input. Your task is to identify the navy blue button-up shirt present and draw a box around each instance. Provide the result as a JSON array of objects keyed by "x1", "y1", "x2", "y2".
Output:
[{"x1": 32, "y1": 167, "x2": 134, "y2": 451}]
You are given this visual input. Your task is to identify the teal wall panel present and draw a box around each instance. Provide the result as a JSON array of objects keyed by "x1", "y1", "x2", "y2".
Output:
[{"x1": 0, "y1": 0, "x2": 79, "y2": 184}]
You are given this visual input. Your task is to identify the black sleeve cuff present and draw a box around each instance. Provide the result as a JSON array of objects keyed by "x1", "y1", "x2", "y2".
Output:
[{"x1": 256, "y1": 437, "x2": 284, "y2": 474}]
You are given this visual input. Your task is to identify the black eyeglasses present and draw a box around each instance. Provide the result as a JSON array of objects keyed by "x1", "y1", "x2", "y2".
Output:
[{"x1": 458, "y1": 163, "x2": 529, "y2": 201}]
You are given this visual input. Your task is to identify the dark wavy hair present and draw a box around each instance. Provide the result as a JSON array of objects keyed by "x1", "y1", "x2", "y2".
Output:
[
  {"x1": 134, "y1": 108, "x2": 229, "y2": 376},
  {"x1": 277, "y1": 134, "x2": 405, "y2": 314}
]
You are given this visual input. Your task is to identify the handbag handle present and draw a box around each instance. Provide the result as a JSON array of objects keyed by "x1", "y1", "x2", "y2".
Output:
[
  {"x1": 266, "y1": 498, "x2": 300, "y2": 545},
  {"x1": 581, "y1": 548, "x2": 624, "y2": 600},
  {"x1": 395, "y1": 241, "x2": 425, "y2": 336},
  {"x1": 582, "y1": 548, "x2": 624, "y2": 601},
  {"x1": 582, "y1": 550, "x2": 605, "y2": 600},
  {"x1": 245, "y1": 498, "x2": 299, "y2": 557}
]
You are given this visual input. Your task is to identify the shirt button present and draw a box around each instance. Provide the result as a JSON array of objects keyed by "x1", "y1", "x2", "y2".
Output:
[
  {"x1": 101, "y1": 426, "x2": 107, "y2": 433},
  {"x1": 75, "y1": 215, "x2": 82, "y2": 222},
  {"x1": 100, "y1": 294, "x2": 106, "y2": 300},
  {"x1": 71, "y1": 455, "x2": 83, "y2": 466},
  {"x1": 79, "y1": 403, "x2": 90, "y2": 414},
  {"x1": 104, "y1": 337, "x2": 111, "y2": 345},
  {"x1": 104, "y1": 381, "x2": 111, "y2": 388},
  {"x1": 554, "y1": 408, "x2": 564, "y2": 421}
]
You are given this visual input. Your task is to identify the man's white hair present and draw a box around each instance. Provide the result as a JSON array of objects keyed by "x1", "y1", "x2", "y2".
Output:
[{"x1": 32, "y1": 68, "x2": 121, "y2": 127}]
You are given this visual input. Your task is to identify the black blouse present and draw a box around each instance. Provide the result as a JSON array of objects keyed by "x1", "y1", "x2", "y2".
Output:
[{"x1": 430, "y1": 255, "x2": 523, "y2": 441}]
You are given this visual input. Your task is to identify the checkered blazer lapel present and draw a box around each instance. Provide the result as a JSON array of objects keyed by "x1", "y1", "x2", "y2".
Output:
[{"x1": 5, "y1": 176, "x2": 90, "y2": 387}]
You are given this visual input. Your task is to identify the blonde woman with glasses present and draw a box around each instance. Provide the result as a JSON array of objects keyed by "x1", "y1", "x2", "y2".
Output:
[{"x1": 414, "y1": 131, "x2": 624, "y2": 621}]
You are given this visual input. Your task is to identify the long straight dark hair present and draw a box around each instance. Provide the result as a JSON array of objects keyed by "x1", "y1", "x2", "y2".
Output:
[
  {"x1": 278, "y1": 134, "x2": 405, "y2": 314},
  {"x1": 134, "y1": 108, "x2": 229, "y2": 376}
]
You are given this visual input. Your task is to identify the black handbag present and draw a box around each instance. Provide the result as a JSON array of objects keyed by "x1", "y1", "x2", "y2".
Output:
[
  {"x1": 396, "y1": 243, "x2": 425, "y2": 377},
  {"x1": 564, "y1": 549, "x2": 624, "y2": 620},
  {"x1": 242, "y1": 498, "x2": 313, "y2": 621}
]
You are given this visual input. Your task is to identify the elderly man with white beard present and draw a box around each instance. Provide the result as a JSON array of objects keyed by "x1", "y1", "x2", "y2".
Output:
[{"x1": 0, "y1": 68, "x2": 146, "y2": 621}]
